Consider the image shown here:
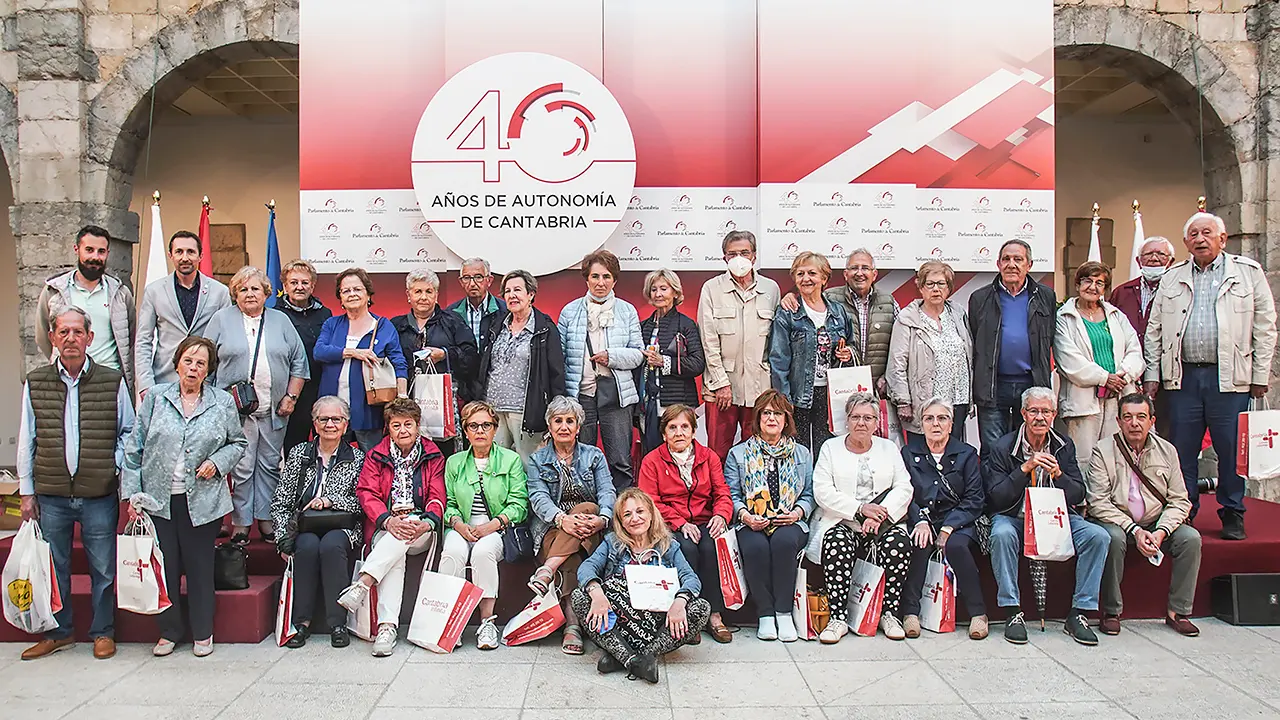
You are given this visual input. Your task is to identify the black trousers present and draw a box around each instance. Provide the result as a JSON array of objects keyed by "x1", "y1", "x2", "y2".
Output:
[
  {"x1": 581, "y1": 391, "x2": 635, "y2": 490},
  {"x1": 152, "y1": 494, "x2": 220, "y2": 642},
  {"x1": 737, "y1": 524, "x2": 808, "y2": 618},
  {"x1": 901, "y1": 526, "x2": 987, "y2": 618},
  {"x1": 292, "y1": 529, "x2": 352, "y2": 629},
  {"x1": 795, "y1": 385, "x2": 832, "y2": 453},
  {"x1": 677, "y1": 525, "x2": 725, "y2": 613}
]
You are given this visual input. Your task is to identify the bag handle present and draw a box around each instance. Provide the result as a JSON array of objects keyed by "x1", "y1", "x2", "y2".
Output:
[
  {"x1": 1113, "y1": 433, "x2": 1168, "y2": 508},
  {"x1": 1250, "y1": 396, "x2": 1269, "y2": 412},
  {"x1": 248, "y1": 312, "x2": 266, "y2": 379}
]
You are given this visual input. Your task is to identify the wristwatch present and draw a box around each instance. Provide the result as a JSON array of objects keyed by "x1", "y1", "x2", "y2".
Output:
[{"x1": 285, "y1": 392, "x2": 299, "y2": 400}]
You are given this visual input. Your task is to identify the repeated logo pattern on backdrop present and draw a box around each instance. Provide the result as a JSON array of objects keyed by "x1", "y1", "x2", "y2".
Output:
[{"x1": 299, "y1": 0, "x2": 1054, "y2": 275}]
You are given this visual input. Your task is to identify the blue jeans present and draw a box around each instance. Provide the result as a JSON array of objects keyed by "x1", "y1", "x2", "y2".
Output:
[
  {"x1": 989, "y1": 512, "x2": 1108, "y2": 612},
  {"x1": 37, "y1": 494, "x2": 119, "y2": 640},
  {"x1": 977, "y1": 379, "x2": 1033, "y2": 459},
  {"x1": 1165, "y1": 365, "x2": 1250, "y2": 518}
]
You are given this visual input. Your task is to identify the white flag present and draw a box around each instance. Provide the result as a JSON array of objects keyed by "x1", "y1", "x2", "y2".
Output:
[
  {"x1": 143, "y1": 201, "x2": 167, "y2": 289},
  {"x1": 1087, "y1": 214, "x2": 1102, "y2": 263},
  {"x1": 1129, "y1": 211, "x2": 1145, "y2": 281}
]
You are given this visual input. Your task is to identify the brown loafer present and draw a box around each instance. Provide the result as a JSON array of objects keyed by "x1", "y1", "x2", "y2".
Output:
[
  {"x1": 1165, "y1": 614, "x2": 1200, "y2": 637},
  {"x1": 21, "y1": 637, "x2": 74, "y2": 661},
  {"x1": 709, "y1": 623, "x2": 734, "y2": 644},
  {"x1": 93, "y1": 637, "x2": 116, "y2": 659},
  {"x1": 1099, "y1": 614, "x2": 1121, "y2": 636}
]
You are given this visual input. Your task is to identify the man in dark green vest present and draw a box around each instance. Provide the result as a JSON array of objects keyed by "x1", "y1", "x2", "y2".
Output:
[{"x1": 16, "y1": 306, "x2": 134, "y2": 661}]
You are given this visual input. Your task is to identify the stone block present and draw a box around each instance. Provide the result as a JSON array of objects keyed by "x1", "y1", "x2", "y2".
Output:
[
  {"x1": 1162, "y1": 12, "x2": 1195, "y2": 31},
  {"x1": 87, "y1": 14, "x2": 135, "y2": 51},
  {"x1": 1213, "y1": 41, "x2": 1259, "y2": 93},
  {"x1": 1055, "y1": 5, "x2": 1080, "y2": 46},
  {"x1": 0, "y1": 52, "x2": 17, "y2": 86},
  {"x1": 1187, "y1": 0, "x2": 1221, "y2": 10},
  {"x1": 18, "y1": 9, "x2": 84, "y2": 48},
  {"x1": 1220, "y1": 0, "x2": 1253, "y2": 10},
  {"x1": 1139, "y1": 13, "x2": 1191, "y2": 64},
  {"x1": 1197, "y1": 11, "x2": 1246, "y2": 42},
  {"x1": 97, "y1": 53, "x2": 126, "y2": 82},
  {"x1": 17, "y1": 118, "x2": 79, "y2": 155},
  {"x1": 16, "y1": 153, "x2": 79, "y2": 203},
  {"x1": 1127, "y1": 0, "x2": 1157, "y2": 9},
  {"x1": 1238, "y1": 159, "x2": 1266, "y2": 203},
  {"x1": 1074, "y1": 5, "x2": 1110, "y2": 44},
  {"x1": 16, "y1": 79, "x2": 80, "y2": 120},
  {"x1": 1105, "y1": 7, "x2": 1145, "y2": 50},
  {"x1": 1156, "y1": 0, "x2": 1188, "y2": 11},
  {"x1": 108, "y1": 0, "x2": 161, "y2": 12},
  {"x1": 0, "y1": 0, "x2": 14, "y2": 16},
  {"x1": 3, "y1": 16, "x2": 16, "y2": 52},
  {"x1": 1173, "y1": 40, "x2": 1226, "y2": 90},
  {"x1": 13, "y1": 231, "x2": 68, "y2": 268},
  {"x1": 1206, "y1": 164, "x2": 1244, "y2": 205}
]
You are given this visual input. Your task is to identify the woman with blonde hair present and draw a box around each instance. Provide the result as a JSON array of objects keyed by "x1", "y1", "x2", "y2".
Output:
[
  {"x1": 572, "y1": 488, "x2": 710, "y2": 683},
  {"x1": 637, "y1": 268, "x2": 705, "y2": 453}
]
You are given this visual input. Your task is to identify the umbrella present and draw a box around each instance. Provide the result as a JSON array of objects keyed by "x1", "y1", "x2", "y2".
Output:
[{"x1": 1030, "y1": 466, "x2": 1049, "y2": 630}]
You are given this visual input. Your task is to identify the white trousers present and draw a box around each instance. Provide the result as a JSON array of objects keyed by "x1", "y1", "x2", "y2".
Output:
[
  {"x1": 1063, "y1": 397, "x2": 1120, "y2": 470},
  {"x1": 494, "y1": 411, "x2": 542, "y2": 460},
  {"x1": 362, "y1": 528, "x2": 435, "y2": 628},
  {"x1": 439, "y1": 530, "x2": 504, "y2": 599}
]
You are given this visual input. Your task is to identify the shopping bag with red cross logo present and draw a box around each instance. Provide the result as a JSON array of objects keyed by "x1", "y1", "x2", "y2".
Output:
[
  {"x1": 919, "y1": 551, "x2": 955, "y2": 633},
  {"x1": 1023, "y1": 486, "x2": 1075, "y2": 562},
  {"x1": 116, "y1": 514, "x2": 172, "y2": 616},
  {"x1": 501, "y1": 582, "x2": 565, "y2": 646},
  {"x1": 847, "y1": 550, "x2": 886, "y2": 637},
  {"x1": 1236, "y1": 404, "x2": 1280, "y2": 481},
  {"x1": 714, "y1": 527, "x2": 749, "y2": 611},
  {"x1": 624, "y1": 563, "x2": 680, "y2": 612}
]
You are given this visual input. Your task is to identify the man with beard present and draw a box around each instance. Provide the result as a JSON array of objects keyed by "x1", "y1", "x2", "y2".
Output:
[
  {"x1": 134, "y1": 230, "x2": 231, "y2": 397},
  {"x1": 37, "y1": 226, "x2": 137, "y2": 392}
]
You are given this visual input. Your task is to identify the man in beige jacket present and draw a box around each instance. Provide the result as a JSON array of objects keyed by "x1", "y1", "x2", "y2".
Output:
[
  {"x1": 698, "y1": 230, "x2": 780, "y2": 459},
  {"x1": 1088, "y1": 393, "x2": 1200, "y2": 637},
  {"x1": 1142, "y1": 212, "x2": 1276, "y2": 540}
]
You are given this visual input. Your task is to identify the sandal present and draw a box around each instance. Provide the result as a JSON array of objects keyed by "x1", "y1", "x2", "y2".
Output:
[
  {"x1": 561, "y1": 624, "x2": 584, "y2": 655},
  {"x1": 528, "y1": 566, "x2": 555, "y2": 595}
]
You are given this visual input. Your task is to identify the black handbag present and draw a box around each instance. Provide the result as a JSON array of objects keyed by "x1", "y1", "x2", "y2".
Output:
[
  {"x1": 297, "y1": 509, "x2": 360, "y2": 534},
  {"x1": 227, "y1": 314, "x2": 266, "y2": 416},
  {"x1": 502, "y1": 523, "x2": 534, "y2": 563},
  {"x1": 214, "y1": 542, "x2": 250, "y2": 590}
]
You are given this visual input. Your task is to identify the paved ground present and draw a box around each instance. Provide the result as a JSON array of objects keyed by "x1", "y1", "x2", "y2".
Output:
[{"x1": 3, "y1": 617, "x2": 1280, "y2": 719}]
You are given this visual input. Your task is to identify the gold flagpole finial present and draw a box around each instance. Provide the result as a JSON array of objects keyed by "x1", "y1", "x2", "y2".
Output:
[
  {"x1": 1091, "y1": 202, "x2": 1100, "y2": 219},
  {"x1": 202, "y1": 195, "x2": 210, "y2": 207},
  {"x1": 267, "y1": 198, "x2": 276, "y2": 210},
  {"x1": 1197, "y1": 196, "x2": 1207, "y2": 212},
  {"x1": 1132, "y1": 199, "x2": 1140, "y2": 213},
  {"x1": 152, "y1": 190, "x2": 160, "y2": 206}
]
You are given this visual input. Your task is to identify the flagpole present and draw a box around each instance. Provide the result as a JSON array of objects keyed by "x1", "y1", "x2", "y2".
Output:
[
  {"x1": 1197, "y1": 195, "x2": 1206, "y2": 213},
  {"x1": 1087, "y1": 202, "x2": 1102, "y2": 263},
  {"x1": 264, "y1": 199, "x2": 282, "y2": 309},
  {"x1": 1129, "y1": 199, "x2": 1144, "y2": 281}
]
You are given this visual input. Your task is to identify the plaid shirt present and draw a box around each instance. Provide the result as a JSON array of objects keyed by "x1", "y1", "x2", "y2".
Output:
[
  {"x1": 1181, "y1": 254, "x2": 1225, "y2": 364},
  {"x1": 848, "y1": 289, "x2": 900, "y2": 359}
]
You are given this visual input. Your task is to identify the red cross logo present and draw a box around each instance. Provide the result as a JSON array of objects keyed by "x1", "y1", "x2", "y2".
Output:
[
  {"x1": 856, "y1": 582, "x2": 873, "y2": 601},
  {"x1": 1263, "y1": 429, "x2": 1279, "y2": 449},
  {"x1": 930, "y1": 582, "x2": 943, "y2": 603},
  {"x1": 655, "y1": 579, "x2": 673, "y2": 590},
  {"x1": 1051, "y1": 507, "x2": 1067, "y2": 529}
]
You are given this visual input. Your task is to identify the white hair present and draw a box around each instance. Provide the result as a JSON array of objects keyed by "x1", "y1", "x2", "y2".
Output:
[
  {"x1": 1020, "y1": 386, "x2": 1057, "y2": 410},
  {"x1": 1138, "y1": 236, "x2": 1175, "y2": 257},
  {"x1": 846, "y1": 247, "x2": 875, "y2": 269},
  {"x1": 405, "y1": 269, "x2": 440, "y2": 290},
  {"x1": 460, "y1": 257, "x2": 491, "y2": 275},
  {"x1": 844, "y1": 392, "x2": 878, "y2": 419},
  {"x1": 311, "y1": 395, "x2": 350, "y2": 421},
  {"x1": 1182, "y1": 212, "x2": 1226, "y2": 239},
  {"x1": 920, "y1": 398, "x2": 954, "y2": 420},
  {"x1": 545, "y1": 395, "x2": 585, "y2": 427}
]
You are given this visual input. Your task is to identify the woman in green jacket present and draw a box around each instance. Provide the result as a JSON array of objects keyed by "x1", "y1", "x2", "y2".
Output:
[{"x1": 440, "y1": 400, "x2": 530, "y2": 650}]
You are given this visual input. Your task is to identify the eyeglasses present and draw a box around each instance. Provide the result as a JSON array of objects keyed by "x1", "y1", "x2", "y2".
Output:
[
  {"x1": 848, "y1": 414, "x2": 878, "y2": 425},
  {"x1": 1078, "y1": 278, "x2": 1107, "y2": 289},
  {"x1": 460, "y1": 274, "x2": 488, "y2": 283},
  {"x1": 921, "y1": 414, "x2": 950, "y2": 424},
  {"x1": 1024, "y1": 408, "x2": 1055, "y2": 417},
  {"x1": 1139, "y1": 251, "x2": 1172, "y2": 260},
  {"x1": 316, "y1": 416, "x2": 345, "y2": 426},
  {"x1": 465, "y1": 422, "x2": 498, "y2": 432},
  {"x1": 922, "y1": 280, "x2": 948, "y2": 290},
  {"x1": 760, "y1": 409, "x2": 786, "y2": 419}
]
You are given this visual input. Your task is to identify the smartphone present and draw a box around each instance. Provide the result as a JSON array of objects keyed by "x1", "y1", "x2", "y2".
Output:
[{"x1": 600, "y1": 610, "x2": 617, "y2": 634}]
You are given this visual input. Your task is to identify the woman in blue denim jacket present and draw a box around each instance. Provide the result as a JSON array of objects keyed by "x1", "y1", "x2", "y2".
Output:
[
  {"x1": 524, "y1": 396, "x2": 617, "y2": 655},
  {"x1": 769, "y1": 251, "x2": 854, "y2": 452},
  {"x1": 572, "y1": 488, "x2": 709, "y2": 684}
]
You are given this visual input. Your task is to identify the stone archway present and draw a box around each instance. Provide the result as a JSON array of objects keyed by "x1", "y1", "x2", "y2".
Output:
[
  {"x1": 0, "y1": 83, "x2": 17, "y2": 190},
  {"x1": 1054, "y1": 5, "x2": 1261, "y2": 259}
]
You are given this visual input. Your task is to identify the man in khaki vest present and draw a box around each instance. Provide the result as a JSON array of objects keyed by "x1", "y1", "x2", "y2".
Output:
[{"x1": 17, "y1": 306, "x2": 134, "y2": 661}]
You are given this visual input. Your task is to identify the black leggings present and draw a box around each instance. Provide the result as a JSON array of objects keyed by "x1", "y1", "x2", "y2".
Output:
[
  {"x1": 901, "y1": 527, "x2": 987, "y2": 618},
  {"x1": 795, "y1": 385, "x2": 832, "y2": 453},
  {"x1": 820, "y1": 523, "x2": 912, "y2": 621},
  {"x1": 676, "y1": 525, "x2": 725, "y2": 613},
  {"x1": 151, "y1": 494, "x2": 220, "y2": 643},
  {"x1": 571, "y1": 578, "x2": 710, "y2": 664},
  {"x1": 737, "y1": 524, "x2": 808, "y2": 618},
  {"x1": 291, "y1": 529, "x2": 353, "y2": 629}
]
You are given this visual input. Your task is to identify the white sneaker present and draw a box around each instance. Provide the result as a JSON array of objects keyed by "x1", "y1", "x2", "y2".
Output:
[
  {"x1": 880, "y1": 612, "x2": 905, "y2": 641},
  {"x1": 477, "y1": 616, "x2": 500, "y2": 650},
  {"x1": 756, "y1": 615, "x2": 779, "y2": 641},
  {"x1": 776, "y1": 613, "x2": 799, "y2": 643},
  {"x1": 371, "y1": 624, "x2": 398, "y2": 657},
  {"x1": 337, "y1": 582, "x2": 369, "y2": 613},
  {"x1": 819, "y1": 619, "x2": 849, "y2": 644}
]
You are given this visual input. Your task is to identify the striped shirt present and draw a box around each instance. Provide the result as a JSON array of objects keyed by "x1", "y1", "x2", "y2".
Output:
[{"x1": 1181, "y1": 254, "x2": 1225, "y2": 364}]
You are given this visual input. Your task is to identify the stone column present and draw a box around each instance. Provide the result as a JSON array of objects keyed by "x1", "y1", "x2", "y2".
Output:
[
  {"x1": 1253, "y1": 0, "x2": 1280, "y2": 502},
  {"x1": 11, "y1": 0, "x2": 137, "y2": 371}
]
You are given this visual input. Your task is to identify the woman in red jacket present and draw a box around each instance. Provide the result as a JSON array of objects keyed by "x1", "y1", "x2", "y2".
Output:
[
  {"x1": 637, "y1": 404, "x2": 735, "y2": 643},
  {"x1": 337, "y1": 398, "x2": 447, "y2": 658}
]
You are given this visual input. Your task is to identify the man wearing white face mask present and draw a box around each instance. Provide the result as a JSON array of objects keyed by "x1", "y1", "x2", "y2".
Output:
[
  {"x1": 1111, "y1": 237, "x2": 1176, "y2": 436},
  {"x1": 698, "y1": 231, "x2": 781, "y2": 459}
]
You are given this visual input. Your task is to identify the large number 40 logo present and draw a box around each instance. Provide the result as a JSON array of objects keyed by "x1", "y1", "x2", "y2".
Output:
[{"x1": 449, "y1": 84, "x2": 599, "y2": 184}]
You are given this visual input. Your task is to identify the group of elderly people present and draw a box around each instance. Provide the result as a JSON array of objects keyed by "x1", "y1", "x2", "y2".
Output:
[{"x1": 24, "y1": 215, "x2": 1266, "y2": 672}]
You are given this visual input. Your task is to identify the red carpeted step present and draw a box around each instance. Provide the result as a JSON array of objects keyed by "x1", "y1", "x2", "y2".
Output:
[
  {"x1": 0, "y1": 574, "x2": 280, "y2": 644},
  {"x1": 0, "y1": 535, "x2": 287, "y2": 577}
]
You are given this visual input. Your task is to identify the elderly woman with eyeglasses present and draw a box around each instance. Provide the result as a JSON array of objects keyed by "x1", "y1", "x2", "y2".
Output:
[
  {"x1": 439, "y1": 401, "x2": 528, "y2": 650},
  {"x1": 271, "y1": 395, "x2": 365, "y2": 649},
  {"x1": 899, "y1": 399, "x2": 988, "y2": 640},
  {"x1": 525, "y1": 395, "x2": 616, "y2": 655},
  {"x1": 888, "y1": 261, "x2": 973, "y2": 444},
  {"x1": 807, "y1": 392, "x2": 914, "y2": 643}
]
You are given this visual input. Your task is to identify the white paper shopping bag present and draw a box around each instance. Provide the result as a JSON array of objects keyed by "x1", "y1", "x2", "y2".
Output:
[
  {"x1": 501, "y1": 584, "x2": 565, "y2": 646},
  {"x1": 275, "y1": 559, "x2": 296, "y2": 646},
  {"x1": 919, "y1": 552, "x2": 955, "y2": 633},
  {"x1": 414, "y1": 369, "x2": 458, "y2": 440},
  {"x1": 848, "y1": 553, "x2": 886, "y2": 637},
  {"x1": 792, "y1": 553, "x2": 827, "y2": 641},
  {"x1": 624, "y1": 564, "x2": 680, "y2": 612},
  {"x1": 346, "y1": 551, "x2": 379, "y2": 642},
  {"x1": 827, "y1": 365, "x2": 874, "y2": 433},
  {"x1": 1237, "y1": 407, "x2": 1280, "y2": 480},
  {"x1": 1023, "y1": 487, "x2": 1076, "y2": 562},
  {"x1": 715, "y1": 527, "x2": 749, "y2": 611},
  {"x1": 116, "y1": 515, "x2": 171, "y2": 615},
  {"x1": 406, "y1": 570, "x2": 483, "y2": 654}
]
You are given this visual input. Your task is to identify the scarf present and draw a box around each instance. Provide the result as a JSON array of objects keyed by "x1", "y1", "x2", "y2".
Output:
[
  {"x1": 741, "y1": 436, "x2": 801, "y2": 519},
  {"x1": 670, "y1": 447, "x2": 695, "y2": 489},
  {"x1": 586, "y1": 293, "x2": 616, "y2": 332},
  {"x1": 388, "y1": 439, "x2": 422, "y2": 509}
]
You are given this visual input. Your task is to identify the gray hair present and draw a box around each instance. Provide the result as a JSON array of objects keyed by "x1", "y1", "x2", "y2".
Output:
[
  {"x1": 1020, "y1": 386, "x2": 1057, "y2": 410},
  {"x1": 311, "y1": 395, "x2": 350, "y2": 421},
  {"x1": 844, "y1": 392, "x2": 879, "y2": 421},
  {"x1": 460, "y1": 257, "x2": 491, "y2": 275},
  {"x1": 1182, "y1": 212, "x2": 1227, "y2": 239},
  {"x1": 722, "y1": 230, "x2": 757, "y2": 254},
  {"x1": 643, "y1": 268, "x2": 685, "y2": 306},
  {"x1": 545, "y1": 395, "x2": 585, "y2": 427},
  {"x1": 920, "y1": 398, "x2": 953, "y2": 420},
  {"x1": 49, "y1": 305, "x2": 91, "y2": 333},
  {"x1": 405, "y1": 269, "x2": 440, "y2": 290},
  {"x1": 502, "y1": 269, "x2": 539, "y2": 296},
  {"x1": 1138, "y1": 236, "x2": 1175, "y2": 258},
  {"x1": 998, "y1": 239, "x2": 1033, "y2": 262},
  {"x1": 846, "y1": 247, "x2": 875, "y2": 268}
]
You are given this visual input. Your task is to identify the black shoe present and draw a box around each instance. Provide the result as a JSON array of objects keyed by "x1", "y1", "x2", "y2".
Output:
[
  {"x1": 285, "y1": 626, "x2": 310, "y2": 649},
  {"x1": 626, "y1": 653, "x2": 660, "y2": 684},
  {"x1": 1003, "y1": 611, "x2": 1028, "y2": 645},
  {"x1": 230, "y1": 532, "x2": 250, "y2": 546},
  {"x1": 1221, "y1": 512, "x2": 1247, "y2": 541},
  {"x1": 597, "y1": 653, "x2": 626, "y2": 674},
  {"x1": 331, "y1": 626, "x2": 350, "y2": 648},
  {"x1": 1064, "y1": 612, "x2": 1099, "y2": 646}
]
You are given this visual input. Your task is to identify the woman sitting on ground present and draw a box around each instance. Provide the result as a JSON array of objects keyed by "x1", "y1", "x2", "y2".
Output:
[
  {"x1": 573, "y1": 488, "x2": 710, "y2": 683},
  {"x1": 525, "y1": 395, "x2": 617, "y2": 655}
]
